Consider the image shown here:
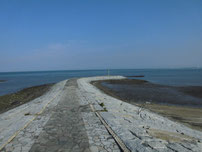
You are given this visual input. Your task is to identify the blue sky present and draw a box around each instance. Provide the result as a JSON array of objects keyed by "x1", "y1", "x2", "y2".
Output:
[{"x1": 0, "y1": 0, "x2": 202, "y2": 72}]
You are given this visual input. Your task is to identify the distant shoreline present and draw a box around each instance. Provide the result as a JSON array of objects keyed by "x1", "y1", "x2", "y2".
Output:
[
  {"x1": 1, "y1": 69, "x2": 202, "y2": 96},
  {"x1": 127, "y1": 75, "x2": 144, "y2": 78}
]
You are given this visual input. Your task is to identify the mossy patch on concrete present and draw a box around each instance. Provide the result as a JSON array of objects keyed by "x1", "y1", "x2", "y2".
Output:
[
  {"x1": 99, "y1": 102, "x2": 108, "y2": 112},
  {"x1": 99, "y1": 102, "x2": 105, "y2": 107}
]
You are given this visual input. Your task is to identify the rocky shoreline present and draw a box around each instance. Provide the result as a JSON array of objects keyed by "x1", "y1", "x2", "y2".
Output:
[{"x1": 0, "y1": 83, "x2": 53, "y2": 114}]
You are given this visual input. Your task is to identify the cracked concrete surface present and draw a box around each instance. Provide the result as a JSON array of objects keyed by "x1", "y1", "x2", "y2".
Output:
[
  {"x1": 0, "y1": 80, "x2": 66, "y2": 152},
  {"x1": 0, "y1": 76, "x2": 202, "y2": 152},
  {"x1": 29, "y1": 79, "x2": 91, "y2": 152},
  {"x1": 78, "y1": 76, "x2": 202, "y2": 152},
  {"x1": 1, "y1": 78, "x2": 119, "y2": 152}
]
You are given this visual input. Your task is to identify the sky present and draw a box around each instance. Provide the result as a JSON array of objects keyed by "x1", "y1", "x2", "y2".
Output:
[{"x1": 0, "y1": 0, "x2": 202, "y2": 72}]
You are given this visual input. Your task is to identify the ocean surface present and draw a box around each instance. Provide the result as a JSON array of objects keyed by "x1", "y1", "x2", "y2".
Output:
[{"x1": 0, "y1": 69, "x2": 202, "y2": 96}]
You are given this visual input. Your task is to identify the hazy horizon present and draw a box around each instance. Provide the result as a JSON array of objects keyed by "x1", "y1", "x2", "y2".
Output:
[
  {"x1": 1, "y1": 67, "x2": 202, "y2": 73},
  {"x1": 1, "y1": 0, "x2": 202, "y2": 72}
]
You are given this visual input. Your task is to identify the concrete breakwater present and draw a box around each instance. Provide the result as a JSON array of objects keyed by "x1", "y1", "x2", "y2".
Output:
[
  {"x1": 78, "y1": 76, "x2": 202, "y2": 152},
  {"x1": 0, "y1": 76, "x2": 202, "y2": 152}
]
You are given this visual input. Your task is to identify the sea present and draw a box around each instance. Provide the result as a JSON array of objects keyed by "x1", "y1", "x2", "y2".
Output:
[{"x1": 0, "y1": 68, "x2": 202, "y2": 96}]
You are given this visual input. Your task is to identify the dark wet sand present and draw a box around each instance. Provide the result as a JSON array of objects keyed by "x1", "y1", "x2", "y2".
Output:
[
  {"x1": 0, "y1": 83, "x2": 53, "y2": 114},
  {"x1": 0, "y1": 80, "x2": 6, "y2": 83},
  {"x1": 92, "y1": 79, "x2": 202, "y2": 131}
]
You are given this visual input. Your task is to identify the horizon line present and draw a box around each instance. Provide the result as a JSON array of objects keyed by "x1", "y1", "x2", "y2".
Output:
[{"x1": 0, "y1": 67, "x2": 201, "y2": 73}]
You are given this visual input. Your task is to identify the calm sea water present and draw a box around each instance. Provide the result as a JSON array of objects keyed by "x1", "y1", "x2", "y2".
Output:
[{"x1": 0, "y1": 69, "x2": 202, "y2": 96}]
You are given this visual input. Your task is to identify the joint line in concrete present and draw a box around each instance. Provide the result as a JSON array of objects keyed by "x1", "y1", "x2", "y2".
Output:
[{"x1": 90, "y1": 104, "x2": 131, "y2": 152}]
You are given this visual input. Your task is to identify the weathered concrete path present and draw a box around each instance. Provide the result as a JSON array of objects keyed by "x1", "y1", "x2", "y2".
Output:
[
  {"x1": 1, "y1": 76, "x2": 202, "y2": 152},
  {"x1": 0, "y1": 80, "x2": 67, "y2": 152},
  {"x1": 30, "y1": 79, "x2": 91, "y2": 152},
  {"x1": 1, "y1": 78, "x2": 120, "y2": 152},
  {"x1": 78, "y1": 76, "x2": 202, "y2": 152}
]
